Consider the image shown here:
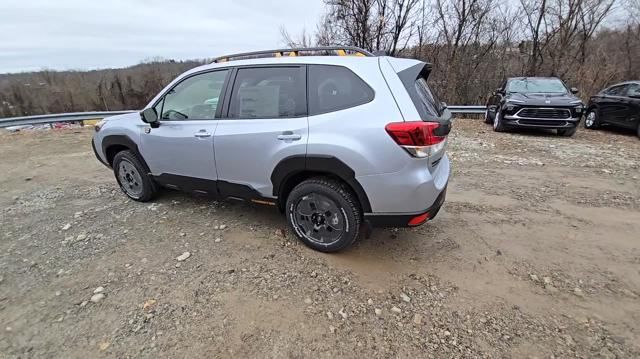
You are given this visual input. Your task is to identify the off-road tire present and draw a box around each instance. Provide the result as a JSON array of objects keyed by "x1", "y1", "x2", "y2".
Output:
[
  {"x1": 286, "y1": 177, "x2": 361, "y2": 253},
  {"x1": 113, "y1": 150, "x2": 158, "y2": 202}
]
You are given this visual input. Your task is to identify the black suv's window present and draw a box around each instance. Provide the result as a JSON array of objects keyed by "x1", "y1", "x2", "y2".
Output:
[
  {"x1": 415, "y1": 77, "x2": 443, "y2": 116},
  {"x1": 308, "y1": 65, "x2": 374, "y2": 115},
  {"x1": 605, "y1": 85, "x2": 628, "y2": 96},
  {"x1": 160, "y1": 70, "x2": 228, "y2": 121},
  {"x1": 228, "y1": 67, "x2": 305, "y2": 118},
  {"x1": 627, "y1": 83, "x2": 640, "y2": 96},
  {"x1": 507, "y1": 78, "x2": 568, "y2": 93}
]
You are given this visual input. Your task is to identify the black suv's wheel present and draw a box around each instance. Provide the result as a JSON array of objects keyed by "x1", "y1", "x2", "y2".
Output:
[
  {"x1": 558, "y1": 127, "x2": 577, "y2": 137},
  {"x1": 493, "y1": 109, "x2": 505, "y2": 132},
  {"x1": 584, "y1": 109, "x2": 599, "y2": 129},
  {"x1": 113, "y1": 150, "x2": 158, "y2": 202},
  {"x1": 484, "y1": 109, "x2": 493, "y2": 124},
  {"x1": 286, "y1": 177, "x2": 361, "y2": 253}
]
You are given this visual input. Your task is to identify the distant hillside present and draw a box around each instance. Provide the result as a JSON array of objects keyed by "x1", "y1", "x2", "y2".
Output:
[{"x1": 0, "y1": 59, "x2": 204, "y2": 118}]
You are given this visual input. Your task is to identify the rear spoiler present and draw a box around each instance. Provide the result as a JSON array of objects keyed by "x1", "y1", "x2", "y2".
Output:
[{"x1": 396, "y1": 62, "x2": 450, "y2": 128}]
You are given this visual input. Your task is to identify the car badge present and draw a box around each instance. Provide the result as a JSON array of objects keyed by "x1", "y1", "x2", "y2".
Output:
[{"x1": 545, "y1": 100, "x2": 551, "y2": 104}]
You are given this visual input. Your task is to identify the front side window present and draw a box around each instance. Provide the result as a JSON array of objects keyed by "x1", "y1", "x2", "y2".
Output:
[
  {"x1": 308, "y1": 65, "x2": 374, "y2": 115},
  {"x1": 507, "y1": 78, "x2": 568, "y2": 94},
  {"x1": 605, "y1": 85, "x2": 628, "y2": 96},
  {"x1": 160, "y1": 70, "x2": 228, "y2": 121},
  {"x1": 228, "y1": 67, "x2": 305, "y2": 118}
]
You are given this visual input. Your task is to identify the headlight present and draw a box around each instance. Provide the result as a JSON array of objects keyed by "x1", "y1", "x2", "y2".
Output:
[
  {"x1": 574, "y1": 106, "x2": 583, "y2": 113},
  {"x1": 94, "y1": 119, "x2": 107, "y2": 132},
  {"x1": 506, "y1": 105, "x2": 515, "y2": 112}
]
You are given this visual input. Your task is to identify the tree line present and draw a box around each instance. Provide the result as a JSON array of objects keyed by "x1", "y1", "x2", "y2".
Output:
[
  {"x1": 282, "y1": 0, "x2": 639, "y2": 104},
  {"x1": 1, "y1": 0, "x2": 639, "y2": 118},
  {"x1": 0, "y1": 59, "x2": 202, "y2": 118}
]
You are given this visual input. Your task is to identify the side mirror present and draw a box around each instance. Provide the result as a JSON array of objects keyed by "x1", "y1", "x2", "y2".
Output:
[
  {"x1": 571, "y1": 87, "x2": 579, "y2": 94},
  {"x1": 495, "y1": 88, "x2": 504, "y2": 95},
  {"x1": 441, "y1": 101, "x2": 448, "y2": 109},
  {"x1": 140, "y1": 108, "x2": 159, "y2": 127}
]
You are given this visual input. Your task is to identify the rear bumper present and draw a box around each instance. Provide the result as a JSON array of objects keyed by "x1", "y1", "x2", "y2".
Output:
[
  {"x1": 364, "y1": 187, "x2": 446, "y2": 227},
  {"x1": 502, "y1": 115, "x2": 580, "y2": 129}
]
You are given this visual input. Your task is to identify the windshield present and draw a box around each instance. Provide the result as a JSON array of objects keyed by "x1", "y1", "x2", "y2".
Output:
[{"x1": 507, "y1": 78, "x2": 568, "y2": 94}]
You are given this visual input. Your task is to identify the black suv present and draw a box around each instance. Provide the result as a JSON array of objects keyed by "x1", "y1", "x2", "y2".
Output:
[
  {"x1": 484, "y1": 77, "x2": 584, "y2": 136},
  {"x1": 584, "y1": 81, "x2": 640, "y2": 138}
]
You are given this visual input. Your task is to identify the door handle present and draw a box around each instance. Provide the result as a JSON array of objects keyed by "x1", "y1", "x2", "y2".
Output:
[
  {"x1": 194, "y1": 130, "x2": 212, "y2": 138},
  {"x1": 277, "y1": 133, "x2": 302, "y2": 141}
]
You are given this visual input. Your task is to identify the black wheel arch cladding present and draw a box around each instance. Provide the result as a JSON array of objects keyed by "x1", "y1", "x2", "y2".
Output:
[
  {"x1": 271, "y1": 155, "x2": 372, "y2": 213},
  {"x1": 101, "y1": 135, "x2": 151, "y2": 172}
]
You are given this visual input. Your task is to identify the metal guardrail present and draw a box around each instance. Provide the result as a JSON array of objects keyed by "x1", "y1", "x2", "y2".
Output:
[
  {"x1": 0, "y1": 106, "x2": 487, "y2": 129},
  {"x1": 0, "y1": 111, "x2": 136, "y2": 128},
  {"x1": 447, "y1": 105, "x2": 486, "y2": 114}
]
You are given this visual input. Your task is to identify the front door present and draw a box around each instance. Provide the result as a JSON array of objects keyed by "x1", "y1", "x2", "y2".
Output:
[
  {"x1": 140, "y1": 69, "x2": 229, "y2": 195},
  {"x1": 214, "y1": 66, "x2": 308, "y2": 200},
  {"x1": 600, "y1": 84, "x2": 629, "y2": 125}
]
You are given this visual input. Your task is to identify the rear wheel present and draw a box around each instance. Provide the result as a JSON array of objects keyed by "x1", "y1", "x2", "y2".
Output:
[
  {"x1": 558, "y1": 127, "x2": 577, "y2": 137},
  {"x1": 584, "y1": 109, "x2": 599, "y2": 129},
  {"x1": 286, "y1": 177, "x2": 361, "y2": 253},
  {"x1": 113, "y1": 150, "x2": 158, "y2": 202}
]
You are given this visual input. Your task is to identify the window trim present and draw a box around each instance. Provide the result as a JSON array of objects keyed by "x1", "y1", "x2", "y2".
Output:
[
  {"x1": 151, "y1": 68, "x2": 231, "y2": 122},
  {"x1": 306, "y1": 64, "x2": 375, "y2": 116},
  {"x1": 221, "y1": 65, "x2": 308, "y2": 120}
]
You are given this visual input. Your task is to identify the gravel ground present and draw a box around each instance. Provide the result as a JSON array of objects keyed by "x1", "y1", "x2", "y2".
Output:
[{"x1": 1, "y1": 120, "x2": 639, "y2": 358}]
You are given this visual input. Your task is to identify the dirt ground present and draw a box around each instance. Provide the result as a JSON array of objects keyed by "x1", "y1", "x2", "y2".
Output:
[{"x1": 1, "y1": 119, "x2": 639, "y2": 358}]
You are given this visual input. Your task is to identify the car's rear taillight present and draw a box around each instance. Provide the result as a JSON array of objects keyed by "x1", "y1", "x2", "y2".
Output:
[{"x1": 385, "y1": 121, "x2": 447, "y2": 158}]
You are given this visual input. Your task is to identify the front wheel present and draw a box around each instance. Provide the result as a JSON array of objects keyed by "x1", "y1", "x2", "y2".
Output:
[
  {"x1": 493, "y1": 109, "x2": 505, "y2": 132},
  {"x1": 113, "y1": 150, "x2": 158, "y2": 202},
  {"x1": 286, "y1": 177, "x2": 361, "y2": 253},
  {"x1": 484, "y1": 108, "x2": 493, "y2": 124},
  {"x1": 584, "y1": 109, "x2": 599, "y2": 129}
]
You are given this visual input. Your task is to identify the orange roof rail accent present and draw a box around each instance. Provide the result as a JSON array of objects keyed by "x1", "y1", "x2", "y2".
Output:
[{"x1": 212, "y1": 46, "x2": 374, "y2": 63}]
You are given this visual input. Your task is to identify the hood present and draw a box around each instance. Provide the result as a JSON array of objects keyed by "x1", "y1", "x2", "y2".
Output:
[
  {"x1": 102, "y1": 111, "x2": 139, "y2": 122},
  {"x1": 506, "y1": 92, "x2": 583, "y2": 107}
]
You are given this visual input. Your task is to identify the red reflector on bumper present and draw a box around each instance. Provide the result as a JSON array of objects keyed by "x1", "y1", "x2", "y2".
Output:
[{"x1": 408, "y1": 212, "x2": 430, "y2": 226}]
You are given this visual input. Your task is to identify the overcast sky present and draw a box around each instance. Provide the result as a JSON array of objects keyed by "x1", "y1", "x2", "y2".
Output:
[{"x1": 0, "y1": 0, "x2": 325, "y2": 74}]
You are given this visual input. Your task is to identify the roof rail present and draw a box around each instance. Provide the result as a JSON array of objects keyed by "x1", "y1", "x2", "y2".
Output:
[{"x1": 213, "y1": 46, "x2": 374, "y2": 63}]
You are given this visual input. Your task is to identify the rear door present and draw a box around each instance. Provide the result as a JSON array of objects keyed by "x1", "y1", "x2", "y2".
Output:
[
  {"x1": 139, "y1": 69, "x2": 229, "y2": 194},
  {"x1": 214, "y1": 66, "x2": 308, "y2": 200}
]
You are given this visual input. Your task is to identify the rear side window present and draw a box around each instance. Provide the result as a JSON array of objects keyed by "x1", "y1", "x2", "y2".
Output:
[
  {"x1": 228, "y1": 67, "x2": 305, "y2": 118},
  {"x1": 415, "y1": 77, "x2": 443, "y2": 116},
  {"x1": 627, "y1": 83, "x2": 640, "y2": 96},
  {"x1": 308, "y1": 65, "x2": 374, "y2": 115}
]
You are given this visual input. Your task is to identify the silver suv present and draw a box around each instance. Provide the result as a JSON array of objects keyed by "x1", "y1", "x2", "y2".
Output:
[{"x1": 92, "y1": 47, "x2": 451, "y2": 252}]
